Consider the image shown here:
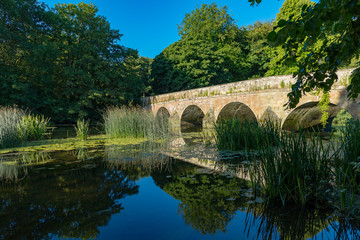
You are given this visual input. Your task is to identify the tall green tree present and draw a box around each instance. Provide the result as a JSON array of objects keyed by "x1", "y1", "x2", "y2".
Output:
[
  {"x1": 151, "y1": 3, "x2": 249, "y2": 94},
  {"x1": 244, "y1": 21, "x2": 273, "y2": 78},
  {"x1": 250, "y1": 0, "x2": 360, "y2": 108},
  {"x1": 265, "y1": 0, "x2": 314, "y2": 77}
]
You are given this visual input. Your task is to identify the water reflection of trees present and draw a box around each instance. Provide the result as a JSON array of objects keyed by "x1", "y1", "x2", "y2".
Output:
[
  {"x1": 152, "y1": 160, "x2": 250, "y2": 235},
  {"x1": 0, "y1": 153, "x2": 138, "y2": 239}
]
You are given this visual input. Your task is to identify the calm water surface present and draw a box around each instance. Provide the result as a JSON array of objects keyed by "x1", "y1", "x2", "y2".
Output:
[{"x1": 0, "y1": 138, "x2": 359, "y2": 239}]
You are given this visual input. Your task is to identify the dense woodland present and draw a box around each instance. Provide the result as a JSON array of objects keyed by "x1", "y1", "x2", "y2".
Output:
[{"x1": 1, "y1": 0, "x2": 359, "y2": 122}]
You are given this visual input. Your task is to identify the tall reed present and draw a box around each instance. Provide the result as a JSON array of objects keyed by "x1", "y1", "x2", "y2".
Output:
[
  {"x1": 74, "y1": 119, "x2": 90, "y2": 140},
  {"x1": 103, "y1": 106, "x2": 169, "y2": 139},
  {"x1": 334, "y1": 119, "x2": 360, "y2": 212},
  {"x1": 214, "y1": 118, "x2": 280, "y2": 151},
  {"x1": 0, "y1": 106, "x2": 25, "y2": 148},
  {"x1": 251, "y1": 130, "x2": 333, "y2": 206},
  {"x1": 17, "y1": 114, "x2": 50, "y2": 141}
]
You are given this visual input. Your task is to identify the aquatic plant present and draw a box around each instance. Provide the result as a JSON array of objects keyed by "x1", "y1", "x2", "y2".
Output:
[
  {"x1": 214, "y1": 118, "x2": 280, "y2": 151},
  {"x1": 250, "y1": 130, "x2": 333, "y2": 206},
  {"x1": 334, "y1": 119, "x2": 360, "y2": 213},
  {"x1": 103, "y1": 106, "x2": 169, "y2": 139},
  {"x1": 74, "y1": 119, "x2": 90, "y2": 140},
  {"x1": 17, "y1": 114, "x2": 50, "y2": 141},
  {"x1": 0, "y1": 106, "x2": 25, "y2": 148}
]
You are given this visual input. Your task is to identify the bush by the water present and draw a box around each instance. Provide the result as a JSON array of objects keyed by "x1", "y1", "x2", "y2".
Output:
[
  {"x1": 103, "y1": 107, "x2": 169, "y2": 139},
  {"x1": 0, "y1": 106, "x2": 50, "y2": 149},
  {"x1": 214, "y1": 118, "x2": 280, "y2": 151}
]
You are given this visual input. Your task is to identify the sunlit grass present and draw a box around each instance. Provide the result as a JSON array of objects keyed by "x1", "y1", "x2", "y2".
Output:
[
  {"x1": 103, "y1": 106, "x2": 169, "y2": 139},
  {"x1": 0, "y1": 106, "x2": 25, "y2": 148}
]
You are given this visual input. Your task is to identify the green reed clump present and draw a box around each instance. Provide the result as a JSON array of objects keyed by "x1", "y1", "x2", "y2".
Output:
[
  {"x1": 17, "y1": 114, "x2": 50, "y2": 141},
  {"x1": 334, "y1": 119, "x2": 360, "y2": 213},
  {"x1": 74, "y1": 119, "x2": 90, "y2": 140},
  {"x1": 251, "y1": 130, "x2": 333, "y2": 206},
  {"x1": 0, "y1": 106, "x2": 25, "y2": 148},
  {"x1": 103, "y1": 106, "x2": 169, "y2": 139},
  {"x1": 214, "y1": 118, "x2": 280, "y2": 151}
]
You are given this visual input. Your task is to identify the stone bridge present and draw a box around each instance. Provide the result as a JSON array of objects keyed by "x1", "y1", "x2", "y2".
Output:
[{"x1": 143, "y1": 69, "x2": 360, "y2": 132}]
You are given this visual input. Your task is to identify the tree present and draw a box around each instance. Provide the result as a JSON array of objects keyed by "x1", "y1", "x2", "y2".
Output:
[
  {"x1": 151, "y1": 3, "x2": 249, "y2": 94},
  {"x1": 244, "y1": 21, "x2": 273, "y2": 78},
  {"x1": 250, "y1": 0, "x2": 360, "y2": 108},
  {"x1": 265, "y1": 0, "x2": 314, "y2": 77}
]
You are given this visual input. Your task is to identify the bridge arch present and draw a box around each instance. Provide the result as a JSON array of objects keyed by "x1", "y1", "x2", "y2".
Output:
[
  {"x1": 281, "y1": 101, "x2": 350, "y2": 131},
  {"x1": 156, "y1": 107, "x2": 170, "y2": 119},
  {"x1": 216, "y1": 102, "x2": 257, "y2": 122},
  {"x1": 180, "y1": 105, "x2": 205, "y2": 132},
  {"x1": 259, "y1": 107, "x2": 281, "y2": 123}
]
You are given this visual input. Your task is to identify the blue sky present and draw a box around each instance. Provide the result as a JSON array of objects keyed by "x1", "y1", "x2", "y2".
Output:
[{"x1": 41, "y1": 0, "x2": 285, "y2": 58}]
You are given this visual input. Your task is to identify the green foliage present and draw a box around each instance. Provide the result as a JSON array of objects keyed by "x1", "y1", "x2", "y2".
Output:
[
  {"x1": 244, "y1": 21, "x2": 273, "y2": 78},
  {"x1": 74, "y1": 119, "x2": 90, "y2": 140},
  {"x1": 0, "y1": 1, "x2": 149, "y2": 123},
  {"x1": 103, "y1": 107, "x2": 169, "y2": 139},
  {"x1": 265, "y1": 0, "x2": 360, "y2": 107},
  {"x1": 151, "y1": 3, "x2": 250, "y2": 94},
  {"x1": 318, "y1": 91, "x2": 330, "y2": 128},
  {"x1": 17, "y1": 114, "x2": 50, "y2": 141},
  {"x1": 0, "y1": 106, "x2": 25, "y2": 148},
  {"x1": 178, "y1": 3, "x2": 238, "y2": 44},
  {"x1": 214, "y1": 119, "x2": 280, "y2": 151}
]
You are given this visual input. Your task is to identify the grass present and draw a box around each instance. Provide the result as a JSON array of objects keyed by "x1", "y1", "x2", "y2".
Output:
[
  {"x1": 0, "y1": 106, "x2": 25, "y2": 149},
  {"x1": 17, "y1": 114, "x2": 50, "y2": 141},
  {"x1": 214, "y1": 118, "x2": 280, "y2": 151},
  {"x1": 214, "y1": 117, "x2": 360, "y2": 214},
  {"x1": 103, "y1": 106, "x2": 169, "y2": 139},
  {"x1": 250, "y1": 130, "x2": 333, "y2": 206},
  {"x1": 74, "y1": 119, "x2": 90, "y2": 140}
]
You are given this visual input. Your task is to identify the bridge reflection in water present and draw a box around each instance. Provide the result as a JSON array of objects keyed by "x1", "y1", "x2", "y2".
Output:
[{"x1": 0, "y1": 134, "x2": 359, "y2": 239}]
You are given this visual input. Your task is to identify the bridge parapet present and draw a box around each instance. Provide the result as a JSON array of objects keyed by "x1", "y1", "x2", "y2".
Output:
[
  {"x1": 143, "y1": 69, "x2": 359, "y2": 133},
  {"x1": 143, "y1": 69, "x2": 353, "y2": 106}
]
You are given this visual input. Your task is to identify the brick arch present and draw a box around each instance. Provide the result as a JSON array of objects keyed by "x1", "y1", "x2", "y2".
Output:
[
  {"x1": 180, "y1": 105, "x2": 205, "y2": 131},
  {"x1": 216, "y1": 101, "x2": 257, "y2": 122},
  {"x1": 155, "y1": 106, "x2": 170, "y2": 118},
  {"x1": 259, "y1": 106, "x2": 281, "y2": 123},
  {"x1": 282, "y1": 101, "x2": 348, "y2": 131}
]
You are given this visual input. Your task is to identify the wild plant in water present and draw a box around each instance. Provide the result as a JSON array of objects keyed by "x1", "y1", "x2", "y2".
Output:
[
  {"x1": 103, "y1": 106, "x2": 169, "y2": 139},
  {"x1": 17, "y1": 114, "x2": 50, "y2": 141},
  {"x1": 74, "y1": 119, "x2": 90, "y2": 140},
  {"x1": 334, "y1": 119, "x2": 360, "y2": 213},
  {"x1": 214, "y1": 118, "x2": 280, "y2": 151},
  {"x1": 0, "y1": 106, "x2": 25, "y2": 148},
  {"x1": 250, "y1": 130, "x2": 333, "y2": 206}
]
